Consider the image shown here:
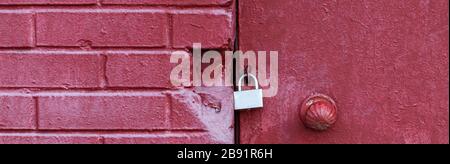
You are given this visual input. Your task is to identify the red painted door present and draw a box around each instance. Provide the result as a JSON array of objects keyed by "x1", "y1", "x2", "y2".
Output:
[{"x1": 239, "y1": 0, "x2": 449, "y2": 144}]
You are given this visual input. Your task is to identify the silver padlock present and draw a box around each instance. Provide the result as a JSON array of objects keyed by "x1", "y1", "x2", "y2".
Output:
[{"x1": 234, "y1": 74, "x2": 264, "y2": 110}]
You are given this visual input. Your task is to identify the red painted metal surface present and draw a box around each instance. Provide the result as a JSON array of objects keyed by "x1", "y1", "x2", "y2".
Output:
[{"x1": 239, "y1": 0, "x2": 449, "y2": 144}]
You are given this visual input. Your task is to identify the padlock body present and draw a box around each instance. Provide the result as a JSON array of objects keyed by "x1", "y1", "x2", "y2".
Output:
[{"x1": 234, "y1": 89, "x2": 264, "y2": 110}]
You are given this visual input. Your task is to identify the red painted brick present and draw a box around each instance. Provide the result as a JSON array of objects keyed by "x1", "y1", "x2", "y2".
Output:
[
  {"x1": 106, "y1": 53, "x2": 181, "y2": 88},
  {"x1": 0, "y1": 96, "x2": 35, "y2": 129},
  {"x1": 38, "y1": 95, "x2": 169, "y2": 130},
  {"x1": 173, "y1": 14, "x2": 232, "y2": 48},
  {"x1": 36, "y1": 12, "x2": 168, "y2": 47},
  {"x1": 0, "y1": 53, "x2": 102, "y2": 88},
  {"x1": 0, "y1": 0, "x2": 96, "y2": 5},
  {"x1": 102, "y1": 0, "x2": 232, "y2": 6},
  {"x1": 170, "y1": 94, "x2": 206, "y2": 130},
  {"x1": 0, "y1": 0, "x2": 236, "y2": 144},
  {"x1": 104, "y1": 135, "x2": 218, "y2": 144},
  {"x1": 167, "y1": 89, "x2": 235, "y2": 144},
  {"x1": 0, "y1": 135, "x2": 102, "y2": 144},
  {"x1": 0, "y1": 13, "x2": 33, "y2": 47}
]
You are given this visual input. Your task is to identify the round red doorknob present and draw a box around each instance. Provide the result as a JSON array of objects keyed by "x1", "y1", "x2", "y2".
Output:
[{"x1": 300, "y1": 94, "x2": 337, "y2": 131}]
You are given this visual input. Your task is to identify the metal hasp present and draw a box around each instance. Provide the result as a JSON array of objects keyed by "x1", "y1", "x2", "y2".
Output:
[{"x1": 234, "y1": 74, "x2": 264, "y2": 110}]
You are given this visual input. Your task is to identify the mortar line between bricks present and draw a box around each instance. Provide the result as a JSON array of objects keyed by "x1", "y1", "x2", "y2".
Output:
[
  {"x1": 0, "y1": 3, "x2": 232, "y2": 8},
  {"x1": 33, "y1": 96, "x2": 39, "y2": 130},
  {"x1": 0, "y1": 8, "x2": 232, "y2": 15},
  {"x1": 167, "y1": 14, "x2": 174, "y2": 48},
  {"x1": 0, "y1": 46, "x2": 231, "y2": 52},
  {"x1": 0, "y1": 130, "x2": 208, "y2": 136},
  {"x1": 99, "y1": 3, "x2": 234, "y2": 8},
  {"x1": 0, "y1": 87, "x2": 186, "y2": 92},
  {"x1": 31, "y1": 12, "x2": 37, "y2": 47},
  {"x1": 166, "y1": 94, "x2": 173, "y2": 129},
  {"x1": 0, "y1": 4, "x2": 232, "y2": 8},
  {"x1": 0, "y1": 86, "x2": 185, "y2": 89},
  {"x1": 100, "y1": 54, "x2": 109, "y2": 88},
  {"x1": 0, "y1": 49, "x2": 212, "y2": 54},
  {"x1": 0, "y1": 134, "x2": 209, "y2": 138},
  {"x1": 0, "y1": 91, "x2": 170, "y2": 97}
]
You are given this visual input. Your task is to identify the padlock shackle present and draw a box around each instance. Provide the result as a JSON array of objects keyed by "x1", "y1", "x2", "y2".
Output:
[{"x1": 238, "y1": 74, "x2": 259, "y2": 91}]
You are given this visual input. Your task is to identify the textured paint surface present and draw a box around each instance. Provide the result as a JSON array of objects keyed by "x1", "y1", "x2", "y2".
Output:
[
  {"x1": 240, "y1": 0, "x2": 449, "y2": 144},
  {"x1": 1, "y1": 0, "x2": 448, "y2": 144},
  {"x1": 0, "y1": 0, "x2": 235, "y2": 144}
]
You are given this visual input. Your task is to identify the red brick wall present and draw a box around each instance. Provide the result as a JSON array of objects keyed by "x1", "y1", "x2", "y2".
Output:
[{"x1": 0, "y1": 0, "x2": 235, "y2": 144}]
